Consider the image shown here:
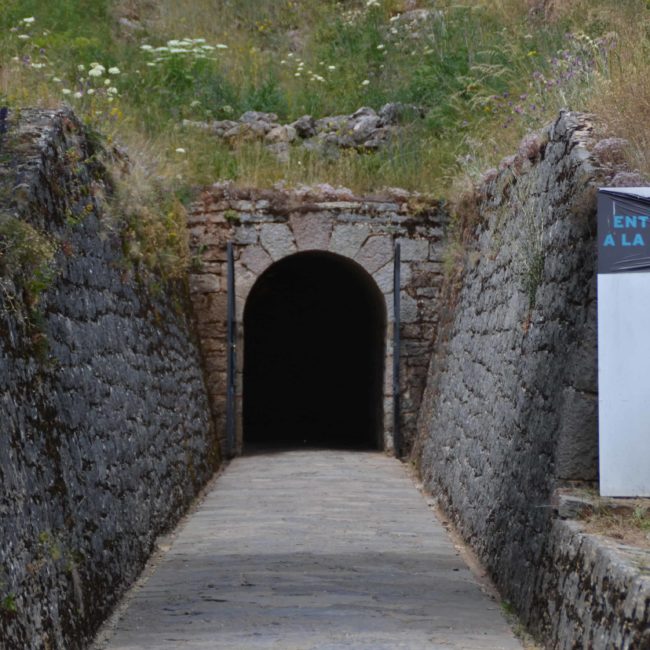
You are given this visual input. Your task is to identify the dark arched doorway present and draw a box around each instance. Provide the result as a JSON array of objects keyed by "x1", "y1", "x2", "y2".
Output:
[{"x1": 243, "y1": 251, "x2": 386, "y2": 451}]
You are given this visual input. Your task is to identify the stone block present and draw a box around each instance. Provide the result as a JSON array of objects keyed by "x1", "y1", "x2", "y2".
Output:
[
  {"x1": 398, "y1": 238, "x2": 429, "y2": 262},
  {"x1": 555, "y1": 387, "x2": 598, "y2": 481},
  {"x1": 234, "y1": 226, "x2": 259, "y2": 245},
  {"x1": 329, "y1": 223, "x2": 370, "y2": 259},
  {"x1": 240, "y1": 245, "x2": 273, "y2": 276},
  {"x1": 355, "y1": 235, "x2": 394, "y2": 275},
  {"x1": 189, "y1": 274, "x2": 221, "y2": 294},
  {"x1": 372, "y1": 262, "x2": 411, "y2": 293},
  {"x1": 400, "y1": 293, "x2": 419, "y2": 323},
  {"x1": 290, "y1": 212, "x2": 332, "y2": 251},
  {"x1": 260, "y1": 223, "x2": 296, "y2": 261},
  {"x1": 234, "y1": 262, "x2": 258, "y2": 300}
]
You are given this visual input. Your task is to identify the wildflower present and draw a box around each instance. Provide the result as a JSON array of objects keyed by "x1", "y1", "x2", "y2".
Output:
[
  {"x1": 22, "y1": 17, "x2": 36, "y2": 24},
  {"x1": 140, "y1": 44, "x2": 153, "y2": 51},
  {"x1": 377, "y1": 44, "x2": 385, "y2": 50},
  {"x1": 107, "y1": 87, "x2": 118, "y2": 95},
  {"x1": 108, "y1": 67, "x2": 121, "y2": 75},
  {"x1": 52, "y1": 76, "x2": 61, "y2": 82},
  {"x1": 294, "y1": 72, "x2": 301, "y2": 77},
  {"x1": 328, "y1": 65, "x2": 336, "y2": 71},
  {"x1": 88, "y1": 67, "x2": 103, "y2": 77},
  {"x1": 78, "y1": 64, "x2": 85, "y2": 71},
  {"x1": 62, "y1": 88, "x2": 71, "y2": 95},
  {"x1": 216, "y1": 44, "x2": 228, "y2": 49},
  {"x1": 87, "y1": 88, "x2": 95, "y2": 95},
  {"x1": 74, "y1": 91, "x2": 82, "y2": 99},
  {"x1": 17, "y1": 34, "x2": 30, "y2": 40},
  {"x1": 361, "y1": 79, "x2": 370, "y2": 86},
  {"x1": 175, "y1": 148, "x2": 186, "y2": 154},
  {"x1": 104, "y1": 78, "x2": 111, "y2": 85}
]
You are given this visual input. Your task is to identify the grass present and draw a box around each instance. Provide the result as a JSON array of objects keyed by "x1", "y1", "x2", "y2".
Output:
[
  {"x1": 579, "y1": 496, "x2": 650, "y2": 549},
  {"x1": 1, "y1": 0, "x2": 649, "y2": 275}
]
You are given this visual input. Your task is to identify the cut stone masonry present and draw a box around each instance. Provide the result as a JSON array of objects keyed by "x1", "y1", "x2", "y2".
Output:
[{"x1": 187, "y1": 183, "x2": 447, "y2": 455}]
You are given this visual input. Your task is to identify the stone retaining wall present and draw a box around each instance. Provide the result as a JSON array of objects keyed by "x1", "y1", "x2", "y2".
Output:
[
  {"x1": 187, "y1": 184, "x2": 447, "y2": 455},
  {"x1": 0, "y1": 109, "x2": 218, "y2": 649},
  {"x1": 413, "y1": 111, "x2": 649, "y2": 647},
  {"x1": 536, "y1": 518, "x2": 650, "y2": 649}
]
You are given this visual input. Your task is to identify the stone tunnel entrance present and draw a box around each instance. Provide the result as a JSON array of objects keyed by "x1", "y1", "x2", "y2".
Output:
[
  {"x1": 243, "y1": 252, "x2": 386, "y2": 450},
  {"x1": 187, "y1": 184, "x2": 447, "y2": 457}
]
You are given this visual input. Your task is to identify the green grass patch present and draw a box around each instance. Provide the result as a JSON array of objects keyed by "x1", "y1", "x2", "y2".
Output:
[{"x1": 1, "y1": 0, "x2": 649, "y2": 277}]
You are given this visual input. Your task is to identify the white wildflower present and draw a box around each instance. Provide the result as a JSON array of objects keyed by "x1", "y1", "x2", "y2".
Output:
[
  {"x1": 88, "y1": 67, "x2": 103, "y2": 77},
  {"x1": 107, "y1": 87, "x2": 118, "y2": 95},
  {"x1": 140, "y1": 44, "x2": 153, "y2": 51},
  {"x1": 52, "y1": 76, "x2": 61, "y2": 82},
  {"x1": 361, "y1": 79, "x2": 370, "y2": 86},
  {"x1": 22, "y1": 17, "x2": 36, "y2": 24},
  {"x1": 216, "y1": 43, "x2": 228, "y2": 49},
  {"x1": 62, "y1": 88, "x2": 71, "y2": 95},
  {"x1": 328, "y1": 65, "x2": 336, "y2": 71},
  {"x1": 74, "y1": 91, "x2": 82, "y2": 98},
  {"x1": 175, "y1": 147, "x2": 186, "y2": 154},
  {"x1": 104, "y1": 78, "x2": 111, "y2": 85},
  {"x1": 108, "y1": 67, "x2": 120, "y2": 75},
  {"x1": 78, "y1": 64, "x2": 85, "y2": 71},
  {"x1": 377, "y1": 44, "x2": 385, "y2": 50},
  {"x1": 17, "y1": 34, "x2": 30, "y2": 40},
  {"x1": 87, "y1": 88, "x2": 95, "y2": 95}
]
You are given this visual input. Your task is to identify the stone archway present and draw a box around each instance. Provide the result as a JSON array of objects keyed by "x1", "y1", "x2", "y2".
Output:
[
  {"x1": 243, "y1": 251, "x2": 386, "y2": 451},
  {"x1": 187, "y1": 184, "x2": 447, "y2": 457}
]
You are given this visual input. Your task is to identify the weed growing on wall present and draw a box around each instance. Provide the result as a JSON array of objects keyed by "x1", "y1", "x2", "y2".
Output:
[
  {"x1": 0, "y1": 216, "x2": 57, "y2": 307},
  {"x1": 511, "y1": 174, "x2": 545, "y2": 309}
]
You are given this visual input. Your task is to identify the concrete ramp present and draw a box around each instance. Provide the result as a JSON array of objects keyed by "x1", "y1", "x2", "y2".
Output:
[{"x1": 95, "y1": 451, "x2": 523, "y2": 649}]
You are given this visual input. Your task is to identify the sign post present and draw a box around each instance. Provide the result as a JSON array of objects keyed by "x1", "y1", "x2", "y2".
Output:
[{"x1": 598, "y1": 187, "x2": 650, "y2": 497}]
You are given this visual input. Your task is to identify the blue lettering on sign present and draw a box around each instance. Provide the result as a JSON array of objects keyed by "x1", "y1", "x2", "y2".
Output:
[{"x1": 605, "y1": 216, "x2": 649, "y2": 247}]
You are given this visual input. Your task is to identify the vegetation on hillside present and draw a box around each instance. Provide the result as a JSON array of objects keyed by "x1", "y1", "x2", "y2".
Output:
[
  {"x1": 0, "y1": 0, "x2": 649, "y2": 276},
  {"x1": 2, "y1": 0, "x2": 648, "y2": 191}
]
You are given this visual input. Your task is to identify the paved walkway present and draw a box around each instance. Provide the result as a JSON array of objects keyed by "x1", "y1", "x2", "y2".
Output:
[{"x1": 95, "y1": 451, "x2": 522, "y2": 649}]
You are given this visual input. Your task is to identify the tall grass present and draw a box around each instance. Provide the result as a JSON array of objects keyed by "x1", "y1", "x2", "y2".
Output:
[{"x1": 1, "y1": 0, "x2": 648, "y2": 213}]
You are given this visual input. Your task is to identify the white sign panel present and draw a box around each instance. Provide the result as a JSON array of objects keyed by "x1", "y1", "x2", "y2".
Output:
[{"x1": 598, "y1": 188, "x2": 650, "y2": 497}]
